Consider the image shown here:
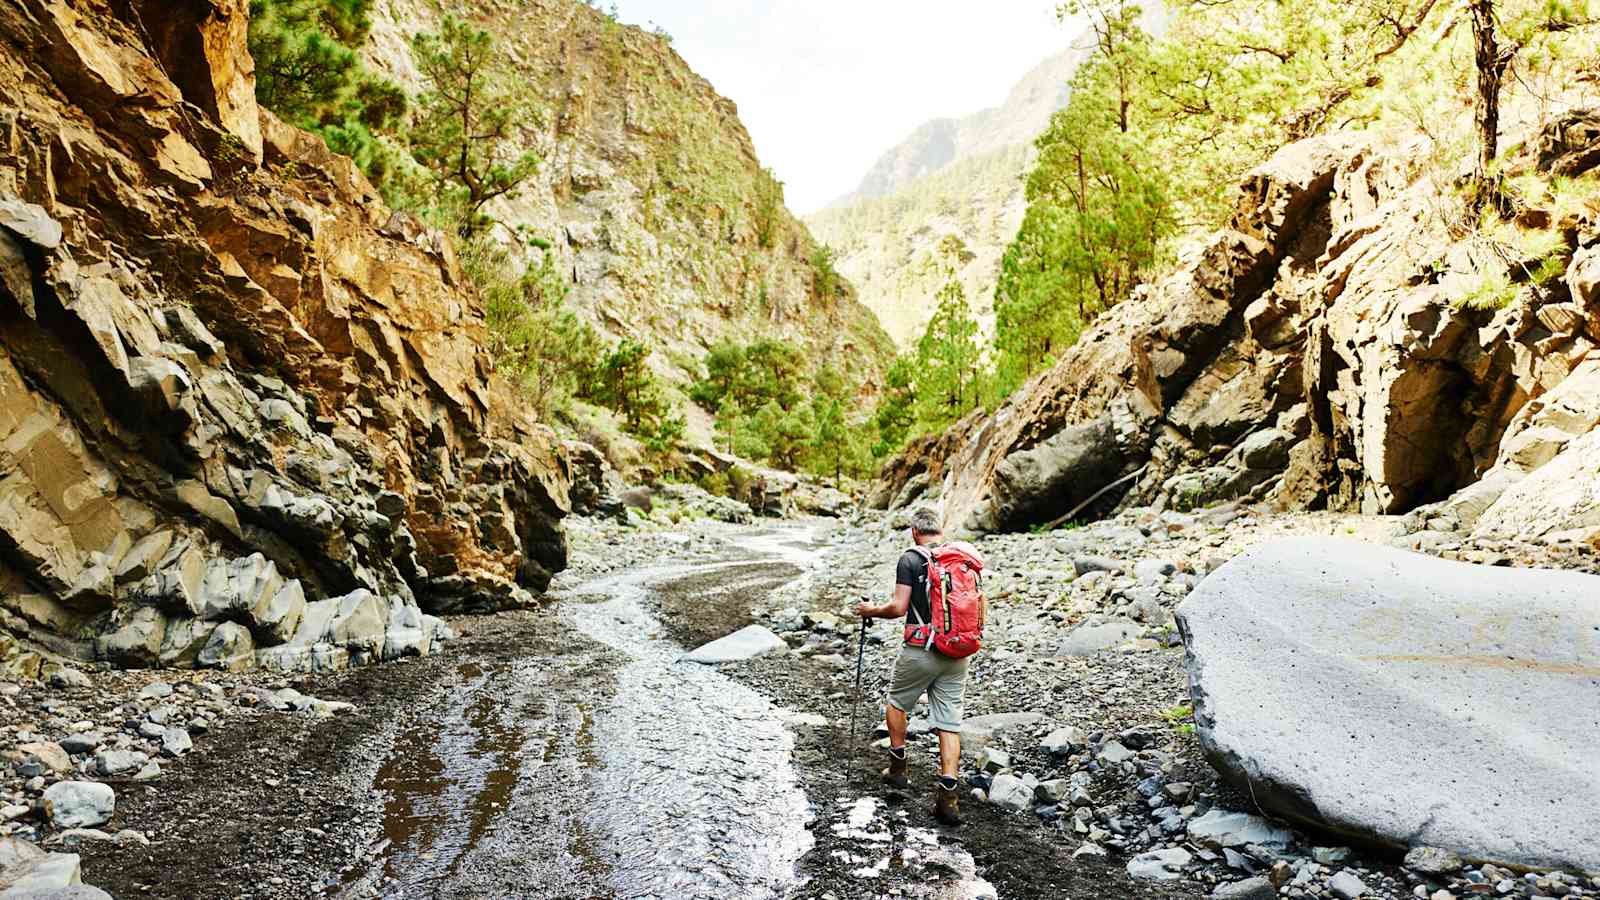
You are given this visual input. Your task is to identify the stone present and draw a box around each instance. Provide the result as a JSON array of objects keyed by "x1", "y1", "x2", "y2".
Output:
[
  {"x1": 1056, "y1": 620, "x2": 1142, "y2": 657},
  {"x1": 160, "y1": 727, "x2": 192, "y2": 757},
  {"x1": 94, "y1": 749, "x2": 148, "y2": 776},
  {"x1": 1096, "y1": 741, "x2": 1134, "y2": 764},
  {"x1": 1040, "y1": 725, "x2": 1086, "y2": 755},
  {"x1": 1073, "y1": 556, "x2": 1123, "y2": 576},
  {"x1": 40, "y1": 783, "x2": 114, "y2": 830},
  {"x1": 975, "y1": 747, "x2": 1011, "y2": 773},
  {"x1": 683, "y1": 625, "x2": 786, "y2": 664},
  {"x1": 14, "y1": 743, "x2": 70, "y2": 776},
  {"x1": 1072, "y1": 843, "x2": 1107, "y2": 860},
  {"x1": 986, "y1": 773, "x2": 1032, "y2": 811},
  {"x1": 197, "y1": 622, "x2": 255, "y2": 672},
  {"x1": 1328, "y1": 870, "x2": 1368, "y2": 899},
  {"x1": 57, "y1": 734, "x2": 100, "y2": 756},
  {"x1": 45, "y1": 669, "x2": 90, "y2": 690},
  {"x1": 327, "y1": 590, "x2": 388, "y2": 660},
  {"x1": 1033, "y1": 779, "x2": 1070, "y2": 804},
  {"x1": 1187, "y1": 810, "x2": 1295, "y2": 849},
  {"x1": 1177, "y1": 537, "x2": 1600, "y2": 873},
  {"x1": 1127, "y1": 847, "x2": 1192, "y2": 881},
  {"x1": 137, "y1": 682, "x2": 174, "y2": 700},
  {"x1": 1212, "y1": 877, "x2": 1277, "y2": 900},
  {"x1": 1405, "y1": 846, "x2": 1464, "y2": 875}
]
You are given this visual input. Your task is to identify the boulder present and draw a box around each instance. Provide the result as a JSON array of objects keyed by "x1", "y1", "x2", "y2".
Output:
[
  {"x1": 1212, "y1": 877, "x2": 1276, "y2": 900},
  {"x1": 197, "y1": 622, "x2": 254, "y2": 672},
  {"x1": 683, "y1": 625, "x2": 785, "y2": 664},
  {"x1": 0, "y1": 837, "x2": 86, "y2": 895},
  {"x1": 41, "y1": 783, "x2": 114, "y2": 830},
  {"x1": 1127, "y1": 847, "x2": 1192, "y2": 881},
  {"x1": 985, "y1": 773, "x2": 1032, "y2": 812},
  {"x1": 562, "y1": 440, "x2": 626, "y2": 521},
  {"x1": 1177, "y1": 537, "x2": 1600, "y2": 873},
  {"x1": 1056, "y1": 620, "x2": 1142, "y2": 657},
  {"x1": 1186, "y1": 810, "x2": 1293, "y2": 850}
]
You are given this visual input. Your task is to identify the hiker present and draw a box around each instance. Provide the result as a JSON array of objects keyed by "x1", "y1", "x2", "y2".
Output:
[{"x1": 855, "y1": 507, "x2": 986, "y2": 826}]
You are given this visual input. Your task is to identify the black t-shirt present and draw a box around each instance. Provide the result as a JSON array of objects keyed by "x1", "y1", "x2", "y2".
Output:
[{"x1": 896, "y1": 549, "x2": 931, "y2": 625}]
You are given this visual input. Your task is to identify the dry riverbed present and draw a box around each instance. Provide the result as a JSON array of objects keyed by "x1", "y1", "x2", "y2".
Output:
[{"x1": 3, "y1": 503, "x2": 1596, "y2": 900}]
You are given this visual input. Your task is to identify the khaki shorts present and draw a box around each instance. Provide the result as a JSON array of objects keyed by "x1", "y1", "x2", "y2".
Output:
[{"x1": 886, "y1": 644, "x2": 969, "y2": 733}]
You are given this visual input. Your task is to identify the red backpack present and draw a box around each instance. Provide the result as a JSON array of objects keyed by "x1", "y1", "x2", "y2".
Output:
[{"x1": 904, "y1": 542, "x2": 986, "y2": 659}]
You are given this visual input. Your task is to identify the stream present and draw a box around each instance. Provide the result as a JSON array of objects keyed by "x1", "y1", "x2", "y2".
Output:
[{"x1": 340, "y1": 527, "x2": 820, "y2": 899}]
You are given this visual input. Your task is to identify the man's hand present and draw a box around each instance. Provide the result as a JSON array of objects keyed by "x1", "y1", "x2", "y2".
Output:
[{"x1": 855, "y1": 600, "x2": 876, "y2": 620}]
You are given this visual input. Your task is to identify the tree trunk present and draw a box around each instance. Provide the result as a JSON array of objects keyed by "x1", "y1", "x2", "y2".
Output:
[{"x1": 1470, "y1": 0, "x2": 1501, "y2": 193}]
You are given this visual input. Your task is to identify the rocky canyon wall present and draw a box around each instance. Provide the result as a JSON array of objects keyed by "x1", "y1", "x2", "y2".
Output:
[
  {"x1": 877, "y1": 112, "x2": 1600, "y2": 550},
  {"x1": 0, "y1": 0, "x2": 572, "y2": 678}
]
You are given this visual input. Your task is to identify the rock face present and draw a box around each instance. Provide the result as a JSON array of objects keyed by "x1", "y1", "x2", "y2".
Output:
[
  {"x1": 363, "y1": 0, "x2": 891, "y2": 392},
  {"x1": 877, "y1": 111, "x2": 1600, "y2": 540},
  {"x1": 1176, "y1": 538, "x2": 1600, "y2": 873},
  {"x1": 0, "y1": 0, "x2": 571, "y2": 675}
]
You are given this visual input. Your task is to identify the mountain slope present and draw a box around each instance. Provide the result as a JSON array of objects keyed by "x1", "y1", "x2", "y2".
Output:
[
  {"x1": 365, "y1": 0, "x2": 892, "y2": 391},
  {"x1": 806, "y1": 49, "x2": 1088, "y2": 346}
]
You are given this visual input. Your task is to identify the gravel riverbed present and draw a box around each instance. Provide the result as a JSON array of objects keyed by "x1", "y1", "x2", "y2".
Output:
[{"x1": 2, "y1": 502, "x2": 1594, "y2": 900}]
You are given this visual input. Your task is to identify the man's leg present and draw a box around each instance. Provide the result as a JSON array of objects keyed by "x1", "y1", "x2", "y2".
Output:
[
  {"x1": 886, "y1": 703, "x2": 909, "y2": 750},
  {"x1": 936, "y1": 729, "x2": 959, "y2": 779}
]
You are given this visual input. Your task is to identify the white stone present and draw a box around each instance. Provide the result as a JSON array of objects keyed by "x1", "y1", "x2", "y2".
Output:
[
  {"x1": 683, "y1": 625, "x2": 785, "y2": 664},
  {"x1": 1177, "y1": 537, "x2": 1600, "y2": 873}
]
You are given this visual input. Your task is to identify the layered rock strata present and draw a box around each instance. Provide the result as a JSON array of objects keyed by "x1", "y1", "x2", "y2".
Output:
[{"x1": 0, "y1": 0, "x2": 570, "y2": 675}]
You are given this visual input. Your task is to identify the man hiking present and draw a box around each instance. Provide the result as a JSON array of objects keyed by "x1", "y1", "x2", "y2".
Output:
[{"x1": 856, "y1": 507, "x2": 986, "y2": 827}]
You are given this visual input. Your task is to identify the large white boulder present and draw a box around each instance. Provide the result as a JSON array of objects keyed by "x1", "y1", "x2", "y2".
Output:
[
  {"x1": 684, "y1": 625, "x2": 785, "y2": 664},
  {"x1": 1176, "y1": 538, "x2": 1600, "y2": 873}
]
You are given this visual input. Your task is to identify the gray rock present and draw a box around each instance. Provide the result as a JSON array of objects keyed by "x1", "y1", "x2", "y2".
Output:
[
  {"x1": 1040, "y1": 725, "x2": 1086, "y2": 755},
  {"x1": 1328, "y1": 869, "x2": 1367, "y2": 899},
  {"x1": 1404, "y1": 846, "x2": 1464, "y2": 875},
  {"x1": 1072, "y1": 556, "x2": 1123, "y2": 577},
  {"x1": 975, "y1": 747, "x2": 1011, "y2": 773},
  {"x1": 1127, "y1": 847, "x2": 1192, "y2": 881},
  {"x1": 41, "y1": 782, "x2": 114, "y2": 829},
  {"x1": 197, "y1": 623, "x2": 254, "y2": 672},
  {"x1": 683, "y1": 625, "x2": 785, "y2": 664},
  {"x1": 94, "y1": 749, "x2": 148, "y2": 776},
  {"x1": 57, "y1": 734, "x2": 100, "y2": 756},
  {"x1": 1096, "y1": 741, "x2": 1134, "y2": 764},
  {"x1": 4, "y1": 887, "x2": 114, "y2": 899},
  {"x1": 1212, "y1": 876, "x2": 1276, "y2": 900},
  {"x1": 1056, "y1": 620, "x2": 1141, "y2": 657},
  {"x1": 1134, "y1": 559, "x2": 1175, "y2": 583},
  {"x1": 1177, "y1": 538, "x2": 1600, "y2": 873},
  {"x1": 136, "y1": 682, "x2": 173, "y2": 701},
  {"x1": 1034, "y1": 779, "x2": 1070, "y2": 804},
  {"x1": 160, "y1": 727, "x2": 192, "y2": 757},
  {"x1": 1187, "y1": 810, "x2": 1294, "y2": 849},
  {"x1": 0, "y1": 837, "x2": 87, "y2": 895},
  {"x1": 45, "y1": 669, "x2": 90, "y2": 690},
  {"x1": 986, "y1": 773, "x2": 1032, "y2": 812}
]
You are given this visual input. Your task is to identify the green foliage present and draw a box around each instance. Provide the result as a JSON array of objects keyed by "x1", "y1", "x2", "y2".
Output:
[
  {"x1": 694, "y1": 340, "x2": 872, "y2": 480},
  {"x1": 810, "y1": 244, "x2": 843, "y2": 299},
  {"x1": 410, "y1": 17, "x2": 542, "y2": 235},
  {"x1": 753, "y1": 168, "x2": 785, "y2": 249},
  {"x1": 912, "y1": 272, "x2": 985, "y2": 424},
  {"x1": 691, "y1": 338, "x2": 806, "y2": 413},
  {"x1": 471, "y1": 239, "x2": 602, "y2": 419},
  {"x1": 247, "y1": 0, "x2": 407, "y2": 184},
  {"x1": 581, "y1": 338, "x2": 685, "y2": 453}
]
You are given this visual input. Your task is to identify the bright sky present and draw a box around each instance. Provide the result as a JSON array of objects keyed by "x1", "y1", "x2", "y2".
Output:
[{"x1": 610, "y1": 1, "x2": 1076, "y2": 213}]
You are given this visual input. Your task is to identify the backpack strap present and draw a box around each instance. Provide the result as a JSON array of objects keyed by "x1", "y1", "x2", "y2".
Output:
[{"x1": 907, "y1": 545, "x2": 936, "y2": 645}]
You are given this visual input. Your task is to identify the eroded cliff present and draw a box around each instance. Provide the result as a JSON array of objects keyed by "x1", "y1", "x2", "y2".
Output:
[
  {"x1": 877, "y1": 112, "x2": 1600, "y2": 551},
  {"x1": 0, "y1": 0, "x2": 571, "y2": 678}
]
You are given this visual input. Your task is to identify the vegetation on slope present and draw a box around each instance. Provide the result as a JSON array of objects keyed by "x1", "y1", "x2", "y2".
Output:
[{"x1": 862, "y1": 0, "x2": 1600, "y2": 463}]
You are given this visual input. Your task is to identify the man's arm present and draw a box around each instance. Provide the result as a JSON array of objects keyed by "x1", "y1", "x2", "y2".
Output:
[{"x1": 856, "y1": 583, "x2": 911, "y2": 620}]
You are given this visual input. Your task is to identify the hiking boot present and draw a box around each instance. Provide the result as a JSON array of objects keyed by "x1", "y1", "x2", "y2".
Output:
[
  {"x1": 933, "y1": 780, "x2": 961, "y2": 826},
  {"x1": 881, "y1": 747, "x2": 909, "y2": 789}
]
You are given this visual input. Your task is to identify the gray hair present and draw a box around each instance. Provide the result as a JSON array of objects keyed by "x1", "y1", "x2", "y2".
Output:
[{"x1": 908, "y1": 507, "x2": 943, "y2": 535}]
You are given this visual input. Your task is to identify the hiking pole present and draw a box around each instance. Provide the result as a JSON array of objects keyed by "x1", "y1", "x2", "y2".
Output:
[{"x1": 849, "y1": 608, "x2": 869, "y2": 767}]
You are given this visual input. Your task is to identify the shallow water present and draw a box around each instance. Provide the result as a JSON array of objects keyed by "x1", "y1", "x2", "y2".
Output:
[{"x1": 349, "y1": 527, "x2": 818, "y2": 899}]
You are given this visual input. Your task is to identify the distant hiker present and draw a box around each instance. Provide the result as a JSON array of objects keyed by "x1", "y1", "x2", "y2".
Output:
[{"x1": 855, "y1": 507, "x2": 986, "y2": 826}]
